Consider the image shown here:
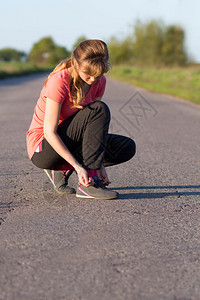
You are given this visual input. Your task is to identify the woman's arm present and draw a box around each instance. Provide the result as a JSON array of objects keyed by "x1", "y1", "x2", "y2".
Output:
[{"x1": 44, "y1": 97, "x2": 89, "y2": 186}]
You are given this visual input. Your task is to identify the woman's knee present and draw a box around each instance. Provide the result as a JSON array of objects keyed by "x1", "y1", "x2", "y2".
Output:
[{"x1": 89, "y1": 101, "x2": 111, "y2": 121}]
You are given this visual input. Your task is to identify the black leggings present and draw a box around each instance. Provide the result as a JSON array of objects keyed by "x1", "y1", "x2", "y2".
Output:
[{"x1": 31, "y1": 101, "x2": 136, "y2": 170}]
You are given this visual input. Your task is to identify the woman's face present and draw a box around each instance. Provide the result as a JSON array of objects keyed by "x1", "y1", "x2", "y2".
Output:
[{"x1": 78, "y1": 62, "x2": 102, "y2": 85}]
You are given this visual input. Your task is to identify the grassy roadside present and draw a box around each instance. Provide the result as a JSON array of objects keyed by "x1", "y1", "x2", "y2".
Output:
[
  {"x1": 1, "y1": 62, "x2": 200, "y2": 105},
  {"x1": 0, "y1": 61, "x2": 52, "y2": 79},
  {"x1": 109, "y1": 65, "x2": 200, "y2": 105}
]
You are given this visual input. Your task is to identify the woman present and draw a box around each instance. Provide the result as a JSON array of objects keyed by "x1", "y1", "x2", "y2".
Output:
[{"x1": 27, "y1": 39, "x2": 136, "y2": 199}]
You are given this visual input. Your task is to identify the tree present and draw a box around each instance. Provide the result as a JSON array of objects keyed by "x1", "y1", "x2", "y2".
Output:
[
  {"x1": 47, "y1": 46, "x2": 70, "y2": 65},
  {"x1": 108, "y1": 36, "x2": 134, "y2": 64},
  {"x1": 161, "y1": 26, "x2": 187, "y2": 65},
  {"x1": 0, "y1": 48, "x2": 26, "y2": 62},
  {"x1": 29, "y1": 37, "x2": 55, "y2": 64},
  {"x1": 133, "y1": 20, "x2": 164, "y2": 65},
  {"x1": 29, "y1": 37, "x2": 70, "y2": 65}
]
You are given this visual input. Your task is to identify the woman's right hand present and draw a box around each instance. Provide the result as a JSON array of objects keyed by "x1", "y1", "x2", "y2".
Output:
[{"x1": 75, "y1": 165, "x2": 89, "y2": 187}]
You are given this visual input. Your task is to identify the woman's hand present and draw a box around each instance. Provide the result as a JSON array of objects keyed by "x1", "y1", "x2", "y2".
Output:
[
  {"x1": 75, "y1": 165, "x2": 90, "y2": 187},
  {"x1": 98, "y1": 165, "x2": 111, "y2": 186}
]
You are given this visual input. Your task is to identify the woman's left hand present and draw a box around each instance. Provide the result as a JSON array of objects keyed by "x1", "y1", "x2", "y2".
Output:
[{"x1": 98, "y1": 165, "x2": 111, "y2": 186}]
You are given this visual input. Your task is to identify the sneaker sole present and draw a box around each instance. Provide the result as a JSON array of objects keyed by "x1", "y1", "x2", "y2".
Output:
[
  {"x1": 55, "y1": 187, "x2": 75, "y2": 195},
  {"x1": 76, "y1": 194, "x2": 118, "y2": 200}
]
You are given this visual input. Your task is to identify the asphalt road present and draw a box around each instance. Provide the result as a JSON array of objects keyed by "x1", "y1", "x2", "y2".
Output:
[{"x1": 0, "y1": 73, "x2": 200, "y2": 300}]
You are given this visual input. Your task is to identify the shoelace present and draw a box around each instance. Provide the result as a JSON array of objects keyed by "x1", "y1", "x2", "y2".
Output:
[{"x1": 92, "y1": 176, "x2": 106, "y2": 189}]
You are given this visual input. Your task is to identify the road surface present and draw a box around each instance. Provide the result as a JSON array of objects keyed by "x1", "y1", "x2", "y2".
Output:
[{"x1": 0, "y1": 73, "x2": 200, "y2": 300}]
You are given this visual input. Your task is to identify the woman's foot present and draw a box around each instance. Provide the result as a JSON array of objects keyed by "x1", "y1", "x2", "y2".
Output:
[
  {"x1": 76, "y1": 176, "x2": 118, "y2": 200},
  {"x1": 44, "y1": 169, "x2": 75, "y2": 194}
]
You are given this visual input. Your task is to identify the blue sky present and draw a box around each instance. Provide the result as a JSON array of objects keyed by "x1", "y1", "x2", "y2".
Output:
[{"x1": 1, "y1": 0, "x2": 200, "y2": 62}]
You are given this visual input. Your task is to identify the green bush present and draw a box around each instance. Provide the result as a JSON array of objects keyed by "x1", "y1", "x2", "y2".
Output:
[{"x1": 29, "y1": 37, "x2": 70, "y2": 65}]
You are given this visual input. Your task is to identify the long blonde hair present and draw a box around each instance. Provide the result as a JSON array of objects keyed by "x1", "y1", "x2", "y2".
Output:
[{"x1": 44, "y1": 40, "x2": 111, "y2": 108}]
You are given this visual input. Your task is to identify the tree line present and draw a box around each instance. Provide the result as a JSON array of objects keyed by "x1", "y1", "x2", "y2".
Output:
[
  {"x1": 109, "y1": 20, "x2": 187, "y2": 66},
  {"x1": 0, "y1": 20, "x2": 188, "y2": 66}
]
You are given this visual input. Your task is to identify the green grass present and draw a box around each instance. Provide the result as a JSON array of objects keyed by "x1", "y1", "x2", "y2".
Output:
[
  {"x1": 109, "y1": 65, "x2": 200, "y2": 105},
  {"x1": 0, "y1": 61, "x2": 52, "y2": 79}
]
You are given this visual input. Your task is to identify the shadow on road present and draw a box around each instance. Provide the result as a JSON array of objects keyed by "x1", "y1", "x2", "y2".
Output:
[{"x1": 111, "y1": 185, "x2": 200, "y2": 199}]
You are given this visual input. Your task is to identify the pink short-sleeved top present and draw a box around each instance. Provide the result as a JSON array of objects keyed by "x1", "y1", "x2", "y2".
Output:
[{"x1": 26, "y1": 69, "x2": 106, "y2": 159}]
